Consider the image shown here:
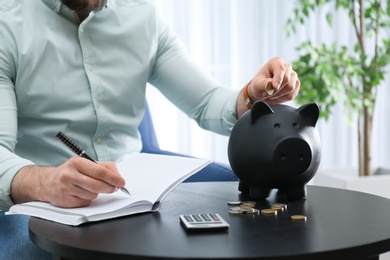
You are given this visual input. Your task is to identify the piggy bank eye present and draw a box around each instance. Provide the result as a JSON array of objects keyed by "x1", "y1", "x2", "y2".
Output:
[
  {"x1": 293, "y1": 122, "x2": 299, "y2": 128},
  {"x1": 274, "y1": 123, "x2": 281, "y2": 129}
]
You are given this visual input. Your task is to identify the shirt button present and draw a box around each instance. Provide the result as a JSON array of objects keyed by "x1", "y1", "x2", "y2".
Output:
[{"x1": 96, "y1": 137, "x2": 103, "y2": 144}]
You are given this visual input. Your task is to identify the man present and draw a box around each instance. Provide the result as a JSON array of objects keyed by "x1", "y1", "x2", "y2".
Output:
[{"x1": 0, "y1": 0, "x2": 299, "y2": 258}]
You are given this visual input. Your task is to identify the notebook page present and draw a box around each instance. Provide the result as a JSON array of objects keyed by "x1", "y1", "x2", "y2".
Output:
[{"x1": 116, "y1": 153, "x2": 211, "y2": 202}]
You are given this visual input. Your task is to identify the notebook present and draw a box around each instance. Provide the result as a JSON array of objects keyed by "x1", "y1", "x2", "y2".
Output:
[{"x1": 6, "y1": 153, "x2": 212, "y2": 226}]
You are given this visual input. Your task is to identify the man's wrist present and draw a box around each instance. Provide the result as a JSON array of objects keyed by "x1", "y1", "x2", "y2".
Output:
[
  {"x1": 236, "y1": 82, "x2": 254, "y2": 118},
  {"x1": 243, "y1": 81, "x2": 255, "y2": 109},
  {"x1": 11, "y1": 165, "x2": 51, "y2": 204}
]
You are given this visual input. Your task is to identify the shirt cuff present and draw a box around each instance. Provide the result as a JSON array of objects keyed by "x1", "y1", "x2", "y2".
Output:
[
  {"x1": 0, "y1": 157, "x2": 35, "y2": 210},
  {"x1": 222, "y1": 88, "x2": 241, "y2": 133}
]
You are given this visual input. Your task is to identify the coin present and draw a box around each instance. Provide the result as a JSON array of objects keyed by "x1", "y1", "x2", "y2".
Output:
[
  {"x1": 244, "y1": 208, "x2": 260, "y2": 214},
  {"x1": 227, "y1": 201, "x2": 242, "y2": 206},
  {"x1": 261, "y1": 209, "x2": 277, "y2": 215},
  {"x1": 242, "y1": 201, "x2": 256, "y2": 205},
  {"x1": 240, "y1": 207, "x2": 252, "y2": 212},
  {"x1": 272, "y1": 203, "x2": 286, "y2": 208},
  {"x1": 241, "y1": 202, "x2": 255, "y2": 207},
  {"x1": 271, "y1": 203, "x2": 286, "y2": 211},
  {"x1": 229, "y1": 211, "x2": 243, "y2": 215},
  {"x1": 291, "y1": 215, "x2": 307, "y2": 221},
  {"x1": 240, "y1": 204, "x2": 255, "y2": 209},
  {"x1": 271, "y1": 205, "x2": 285, "y2": 212},
  {"x1": 229, "y1": 207, "x2": 244, "y2": 214},
  {"x1": 265, "y1": 80, "x2": 274, "y2": 95}
]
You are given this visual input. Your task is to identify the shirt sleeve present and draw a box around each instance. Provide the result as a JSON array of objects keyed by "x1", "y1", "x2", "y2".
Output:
[
  {"x1": 149, "y1": 15, "x2": 240, "y2": 135},
  {"x1": 0, "y1": 33, "x2": 35, "y2": 210}
]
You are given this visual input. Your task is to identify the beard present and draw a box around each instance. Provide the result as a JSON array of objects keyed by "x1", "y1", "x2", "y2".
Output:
[{"x1": 61, "y1": 0, "x2": 106, "y2": 13}]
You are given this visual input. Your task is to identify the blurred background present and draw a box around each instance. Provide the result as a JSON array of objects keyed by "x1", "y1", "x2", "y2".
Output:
[{"x1": 146, "y1": 0, "x2": 390, "y2": 172}]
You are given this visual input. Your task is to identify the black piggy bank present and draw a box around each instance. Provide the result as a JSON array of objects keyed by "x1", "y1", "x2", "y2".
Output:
[{"x1": 228, "y1": 101, "x2": 321, "y2": 200}]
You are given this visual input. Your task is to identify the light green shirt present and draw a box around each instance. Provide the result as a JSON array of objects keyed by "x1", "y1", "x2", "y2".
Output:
[{"x1": 0, "y1": 0, "x2": 239, "y2": 209}]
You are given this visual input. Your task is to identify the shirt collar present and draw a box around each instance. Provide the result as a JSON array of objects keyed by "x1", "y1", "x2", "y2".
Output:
[
  {"x1": 42, "y1": 0, "x2": 78, "y2": 24},
  {"x1": 42, "y1": 0, "x2": 108, "y2": 12},
  {"x1": 42, "y1": 0, "x2": 62, "y2": 13},
  {"x1": 42, "y1": 0, "x2": 108, "y2": 23}
]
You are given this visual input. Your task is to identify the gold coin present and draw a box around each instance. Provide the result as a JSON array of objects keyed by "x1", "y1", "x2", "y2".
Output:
[
  {"x1": 272, "y1": 203, "x2": 286, "y2": 208},
  {"x1": 265, "y1": 80, "x2": 274, "y2": 95},
  {"x1": 242, "y1": 201, "x2": 256, "y2": 205},
  {"x1": 271, "y1": 205, "x2": 284, "y2": 212},
  {"x1": 241, "y1": 202, "x2": 255, "y2": 208},
  {"x1": 240, "y1": 204, "x2": 255, "y2": 210},
  {"x1": 241, "y1": 202, "x2": 255, "y2": 207},
  {"x1": 261, "y1": 209, "x2": 277, "y2": 215},
  {"x1": 291, "y1": 215, "x2": 307, "y2": 221}
]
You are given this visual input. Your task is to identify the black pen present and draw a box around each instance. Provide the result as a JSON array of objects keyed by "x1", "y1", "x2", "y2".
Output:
[{"x1": 56, "y1": 131, "x2": 131, "y2": 196}]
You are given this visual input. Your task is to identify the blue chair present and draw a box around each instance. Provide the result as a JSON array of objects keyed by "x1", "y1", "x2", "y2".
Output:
[{"x1": 139, "y1": 103, "x2": 237, "y2": 182}]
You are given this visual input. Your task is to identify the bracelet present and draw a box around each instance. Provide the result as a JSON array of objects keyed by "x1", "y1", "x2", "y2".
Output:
[{"x1": 243, "y1": 82, "x2": 255, "y2": 109}]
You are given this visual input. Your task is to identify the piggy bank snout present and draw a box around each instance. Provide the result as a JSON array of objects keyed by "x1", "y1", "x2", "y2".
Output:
[{"x1": 273, "y1": 138, "x2": 312, "y2": 175}]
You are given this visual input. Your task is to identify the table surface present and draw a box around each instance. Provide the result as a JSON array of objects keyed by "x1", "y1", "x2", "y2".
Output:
[{"x1": 29, "y1": 182, "x2": 390, "y2": 260}]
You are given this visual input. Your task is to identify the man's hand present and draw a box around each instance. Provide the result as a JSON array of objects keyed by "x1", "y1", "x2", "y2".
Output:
[
  {"x1": 237, "y1": 56, "x2": 301, "y2": 118},
  {"x1": 11, "y1": 157, "x2": 126, "y2": 208}
]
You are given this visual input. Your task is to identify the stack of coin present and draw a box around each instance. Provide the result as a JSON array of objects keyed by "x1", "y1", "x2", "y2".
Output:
[
  {"x1": 260, "y1": 203, "x2": 287, "y2": 216},
  {"x1": 228, "y1": 201, "x2": 259, "y2": 215},
  {"x1": 271, "y1": 203, "x2": 286, "y2": 212},
  {"x1": 241, "y1": 201, "x2": 256, "y2": 208}
]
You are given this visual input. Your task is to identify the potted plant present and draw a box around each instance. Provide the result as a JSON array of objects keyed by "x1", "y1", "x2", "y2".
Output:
[{"x1": 285, "y1": 0, "x2": 390, "y2": 180}]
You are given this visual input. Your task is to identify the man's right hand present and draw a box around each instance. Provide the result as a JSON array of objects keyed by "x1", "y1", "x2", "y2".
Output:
[{"x1": 11, "y1": 157, "x2": 126, "y2": 208}]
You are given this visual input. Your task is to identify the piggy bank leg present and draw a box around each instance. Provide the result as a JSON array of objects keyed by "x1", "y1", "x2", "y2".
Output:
[
  {"x1": 284, "y1": 185, "x2": 307, "y2": 199},
  {"x1": 249, "y1": 187, "x2": 272, "y2": 199},
  {"x1": 238, "y1": 181, "x2": 271, "y2": 199},
  {"x1": 238, "y1": 181, "x2": 250, "y2": 194}
]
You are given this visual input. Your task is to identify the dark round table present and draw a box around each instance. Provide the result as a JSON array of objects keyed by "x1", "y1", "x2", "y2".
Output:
[{"x1": 29, "y1": 182, "x2": 390, "y2": 259}]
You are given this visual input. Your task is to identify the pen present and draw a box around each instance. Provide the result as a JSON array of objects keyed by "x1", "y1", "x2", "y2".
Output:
[{"x1": 56, "y1": 131, "x2": 131, "y2": 196}]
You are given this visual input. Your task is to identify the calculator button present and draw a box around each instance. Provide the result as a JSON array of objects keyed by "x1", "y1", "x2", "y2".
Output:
[
  {"x1": 209, "y1": 213, "x2": 220, "y2": 221},
  {"x1": 193, "y1": 215, "x2": 203, "y2": 222},
  {"x1": 184, "y1": 215, "x2": 194, "y2": 222},
  {"x1": 201, "y1": 214, "x2": 212, "y2": 221}
]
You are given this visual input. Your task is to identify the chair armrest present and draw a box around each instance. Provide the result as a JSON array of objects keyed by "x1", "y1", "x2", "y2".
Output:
[
  {"x1": 141, "y1": 146, "x2": 237, "y2": 182},
  {"x1": 139, "y1": 102, "x2": 237, "y2": 182}
]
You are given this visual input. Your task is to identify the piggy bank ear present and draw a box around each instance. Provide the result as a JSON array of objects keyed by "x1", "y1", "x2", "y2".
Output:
[
  {"x1": 251, "y1": 101, "x2": 274, "y2": 124},
  {"x1": 296, "y1": 103, "x2": 320, "y2": 127}
]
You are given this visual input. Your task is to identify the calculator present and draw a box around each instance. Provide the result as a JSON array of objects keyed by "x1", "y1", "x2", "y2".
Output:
[{"x1": 179, "y1": 213, "x2": 229, "y2": 231}]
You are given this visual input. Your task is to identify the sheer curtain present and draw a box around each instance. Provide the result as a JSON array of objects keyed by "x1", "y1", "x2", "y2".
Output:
[{"x1": 147, "y1": 0, "x2": 390, "y2": 171}]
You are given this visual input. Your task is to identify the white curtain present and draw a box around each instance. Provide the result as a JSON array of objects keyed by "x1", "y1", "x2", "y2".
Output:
[{"x1": 147, "y1": 0, "x2": 390, "y2": 172}]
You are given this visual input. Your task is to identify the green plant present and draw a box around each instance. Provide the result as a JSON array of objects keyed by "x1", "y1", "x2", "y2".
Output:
[{"x1": 286, "y1": 0, "x2": 390, "y2": 176}]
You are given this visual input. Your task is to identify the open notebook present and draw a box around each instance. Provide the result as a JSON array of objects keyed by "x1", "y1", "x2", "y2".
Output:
[{"x1": 6, "y1": 153, "x2": 212, "y2": 226}]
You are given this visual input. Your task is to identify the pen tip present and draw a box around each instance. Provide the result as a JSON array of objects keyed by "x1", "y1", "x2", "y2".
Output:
[{"x1": 120, "y1": 187, "x2": 131, "y2": 196}]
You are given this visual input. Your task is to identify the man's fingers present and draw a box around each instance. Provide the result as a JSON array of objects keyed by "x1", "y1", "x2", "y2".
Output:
[{"x1": 69, "y1": 157, "x2": 126, "y2": 189}]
